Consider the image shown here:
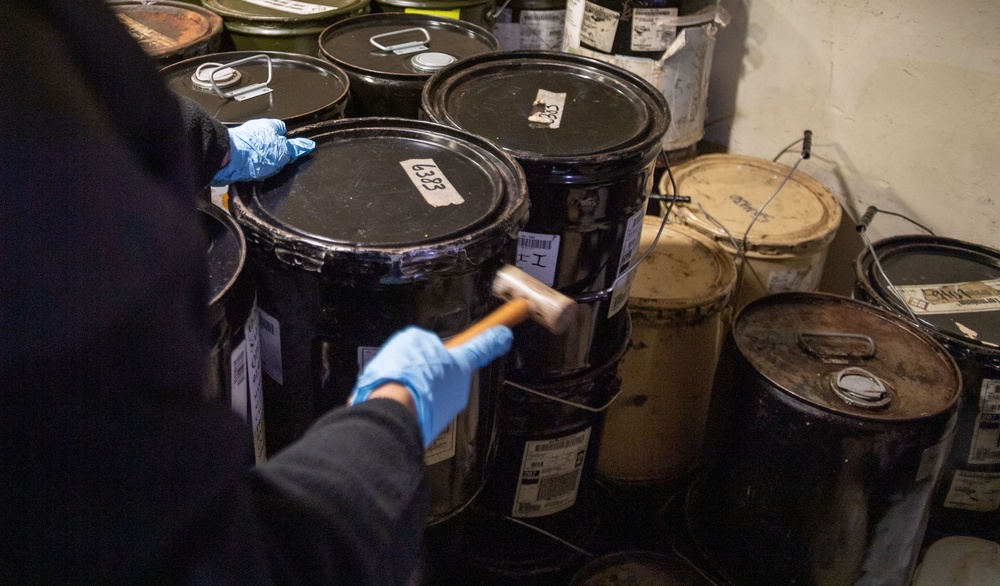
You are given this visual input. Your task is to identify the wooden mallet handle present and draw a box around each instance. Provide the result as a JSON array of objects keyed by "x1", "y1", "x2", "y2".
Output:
[{"x1": 443, "y1": 298, "x2": 532, "y2": 349}]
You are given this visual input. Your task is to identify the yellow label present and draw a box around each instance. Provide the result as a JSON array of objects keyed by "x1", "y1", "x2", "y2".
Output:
[{"x1": 404, "y1": 7, "x2": 462, "y2": 19}]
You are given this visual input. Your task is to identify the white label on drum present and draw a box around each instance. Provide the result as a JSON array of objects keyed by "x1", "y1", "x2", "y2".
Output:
[
  {"x1": 240, "y1": 0, "x2": 338, "y2": 15},
  {"x1": 630, "y1": 8, "x2": 678, "y2": 52},
  {"x1": 968, "y1": 379, "x2": 1000, "y2": 464},
  {"x1": 562, "y1": 0, "x2": 585, "y2": 51},
  {"x1": 425, "y1": 420, "x2": 457, "y2": 465},
  {"x1": 231, "y1": 340, "x2": 249, "y2": 420},
  {"x1": 257, "y1": 307, "x2": 283, "y2": 385},
  {"x1": 893, "y1": 278, "x2": 1000, "y2": 316},
  {"x1": 519, "y1": 10, "x2": 566, "y2": 50},
  {"x1": 608, "y1": 208, "x2": 646, "y2": 317},
  {"x1": 516, "y1": 231, "x2": 560, "y2": 287},
  {"x1": 492, "y1": 9, "x2": 520, "y2": 50},
  {"x1": 944, "y1": 470, "x2": 1000, "y2": 512},
  {"x1": 528, "y1": 89, "x2": 566, "y2": 129},
  {"x1": 399, "y1": 159, "x2": 464, "y2": 207},
  {"x1": 512, "y1": 428, "x2": 591, "y2": 518},
  {"x1": 245, "y1": 309, "x2": 266, "y2": 464},
  {"x1": 579, "y1": 1, "x2": 620, "y2": 53}
]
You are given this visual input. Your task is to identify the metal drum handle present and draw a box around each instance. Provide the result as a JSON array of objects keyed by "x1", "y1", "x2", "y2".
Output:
[
  {"x1": 503, "y1": 380, "x2": 621, "y2": 413},
  {"x1": 798, "y1": 331, "x2": 876, "y2": 363},
  {"x1": 370, "y1": 28, "x2": 431, "y2": 55},
  {"x1": 195, "y1": 54, "x2": 274, "y2": 101}
]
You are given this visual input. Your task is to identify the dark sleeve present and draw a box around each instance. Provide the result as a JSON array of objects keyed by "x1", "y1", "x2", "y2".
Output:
[
  {"x1": 176, "y1": 94, "x2": 231, "y2": 188},
  {"x1": 1, "y1": 2, "x2": 427, "y2": 585},
  {"x1": 243, "y1": 400, "x2": 430, "y2": 586}
]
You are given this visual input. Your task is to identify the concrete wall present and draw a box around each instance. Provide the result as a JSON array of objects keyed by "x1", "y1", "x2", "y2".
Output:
[{"x1": 702, "y1": 0, "x2": 1000, "y2": 293}]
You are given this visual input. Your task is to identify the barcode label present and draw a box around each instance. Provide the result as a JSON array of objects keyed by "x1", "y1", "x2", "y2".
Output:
[
  {"x1": 538, "y1": 470, "x2": 581, "y2": 500},
  {"x1": 516, "y1": 231, "x2": 560, "y2": 286},
  {"x1": 968, "y1": 412, "x2": 1000, "y2": 465},
  {"x1": 230, "y1": 342, "x2": 249, "y2": 419},
  {"x1": 256, "y1": 307, "x2": 283, "y2": 385},
  {"x1": 512, "y1": 428, "x2": 591, "y2": 518},
  {"x1": 630, "y1": 8, "x2": 678, "y2": 52},
  {"x1": 245, "y1": 308, "x2": 266, "y2": 464},
  {"x1": 944, "y1": 470, "x2": 1000, "y2": 512}
]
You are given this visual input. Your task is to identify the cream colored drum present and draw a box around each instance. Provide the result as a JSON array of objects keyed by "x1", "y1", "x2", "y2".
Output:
[
  {"x1": 595, "y1": 218, "x2": 736, "y2": 485},
  {"x1": 660, "y1": 154, "x2": 841, "y2": 309}
]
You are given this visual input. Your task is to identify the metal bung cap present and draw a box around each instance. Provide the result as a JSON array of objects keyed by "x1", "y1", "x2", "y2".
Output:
[
  {"x1": 665, "y1": 154, "x2": 842, "y2": 256},
  {"x1": 319, "y1": 14, "x2": 498, "y2": 78},
  {"x1": 421, "y1": 50, "x2": 670, "y2": 171},
  {"x1": 411, "y1": 51, "x2": 455, "y2": 72},
  {"x1": 855, "y1": 235, "x2": 1000, "y2": 352},
  {"x1": 734, "y1": 292, "x2": 960, "y2": 421},
  {"x1": 628, "y1": 218, "x2": 737, "y2": 323}
]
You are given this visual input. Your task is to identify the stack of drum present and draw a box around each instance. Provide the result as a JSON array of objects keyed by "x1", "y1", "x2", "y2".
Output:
[{"x1": 421, "y1": 50, "x2": 669, "y2": 582}]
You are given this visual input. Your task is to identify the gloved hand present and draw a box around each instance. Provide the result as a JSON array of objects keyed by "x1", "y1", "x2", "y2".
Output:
[
  {"x1": 211, "y1": 119, "x2": 315, "y2": 186},
  {"x1": 349, "y1": 326, "x2": 513, "y2": 448}
]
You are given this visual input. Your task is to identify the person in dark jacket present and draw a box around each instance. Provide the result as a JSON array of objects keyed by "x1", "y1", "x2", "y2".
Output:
[{"x1": 0, "y1": 1, "x2": 511, "y2": 584}]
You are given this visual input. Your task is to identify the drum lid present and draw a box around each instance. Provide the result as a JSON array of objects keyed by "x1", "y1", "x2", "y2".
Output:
[
  {"x1": 109, "y1": 1, "x2": 222, "y2": 60},
  {"x1": 319, "y1": 14, "x2": 498, "y2": 78},
  {"x1": 198, "y1": 202, "x2": 246, "y2": 307},
  {"x1": 735, "y1": 293, "x2": 960, "y2": 421},
  {"x1": 628, "y1": 218, "x2": 736, "y2": 318},
  {"x1": 202, "y1": 0, "x2": 367, "y2": 24},
  {"x1": 667, "y1": 154, "x2": 841, "y2": 255},
  {"x1": 861, "y1": 235, "x2": 1000, "y2": 351},
  {"x1": 236, "y1": 119, "x2": 513, "y2": 249},
  {"x1": 161, "y1": 51, "x2": 349, "y2": 127},
  {"x1": 422, "y1": 51, "x2": 666, "y2": 159}
]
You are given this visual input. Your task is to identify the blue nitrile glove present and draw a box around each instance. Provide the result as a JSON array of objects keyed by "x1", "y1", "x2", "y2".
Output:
[
  {"x1": 211, "y1": 119, "x2": 315, "y2": 187},
  {"x1": 349, "y1": 326, "x2": 513, "y2": 448}
]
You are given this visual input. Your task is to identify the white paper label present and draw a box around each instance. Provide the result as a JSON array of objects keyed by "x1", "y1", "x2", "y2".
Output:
[
  {"x1": 516, "y1": 231, "x2": 560, "y2": 286},
  {"x1": 492, "y1": 10, "x2": 520, "y2": 50},
  {"x1": 608, "y1": 208, "x2": 645, "y2": 317},
  {"x1": 400, "y1": 159, "x2": 464, "y2": 207},
  {"x1": 230, "y1": 339, "x2": 249, "y2": 420},
  {"x1": 562, "y1": 0, "x2": 585, "y2": 51},
  {"x1": 257, "y1": 307, "x2": 283, "y2": 385},
  {"x1": 512, "y1": 428, "x2": 591, "y2": 518},
  {"x1": 944, "y1": 470, "x2": 1000, "y2": 512},
  {"x1": 579, "y1": 1, "x2": 620, "y2": 53},
  {"x1": 630, "y1": 8, "x2": 678, "y2": 52},
  {"x1": 528, "y1": 89, "x2": 567, "y2": 129},
  {"x1": 245, "y1": 310, "x2": 266, "y2": 464},
  {"x1": 425, "y1": 421, "x2": 457, "y2": 465},
  {"x1": 894, "y1": 278, "x2": 1000, "y2": 315},
  {"x1": 518, "y1": 10, "x2": 566, "y2": 50},
  {"x1": 240, "y1": 0, "x2": 339, "y2": 15},
  {"x1": 968, "y1": 379, "x2": 1000, "y2": 464}
]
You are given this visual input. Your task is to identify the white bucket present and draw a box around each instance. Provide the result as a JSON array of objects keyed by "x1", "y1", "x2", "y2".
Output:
[
  {"x1": 561, "y1": 3, "x2": 728, "y2": 153},
  {"x1": 595, "y1": 217, "x2": 736, "y2": 485},
  {"x1": 661, "y1": 153, "x2": 842, "y2": 310}
]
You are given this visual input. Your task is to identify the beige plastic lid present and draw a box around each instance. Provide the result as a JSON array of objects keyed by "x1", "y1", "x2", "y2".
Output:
[
  {"x1": 661, "y1": 154, "x2": 842, "y2": 256},
  {"x1": 628, "y1": 217, "x2": 737, "y2": 323}
]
